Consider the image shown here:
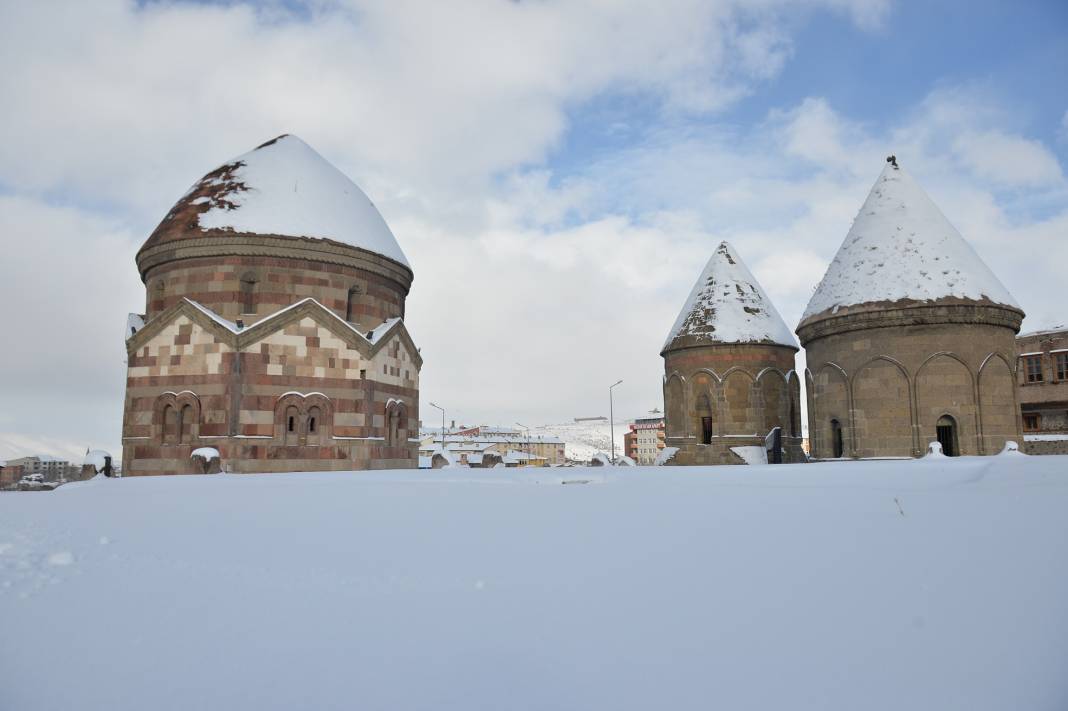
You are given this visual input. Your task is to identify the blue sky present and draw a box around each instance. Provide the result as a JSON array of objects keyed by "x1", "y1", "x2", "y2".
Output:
[{"x1": 0, "y1": 0, "x2": 1065, "y2": 459}]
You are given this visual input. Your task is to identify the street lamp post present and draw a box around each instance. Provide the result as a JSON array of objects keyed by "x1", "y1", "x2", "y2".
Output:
[
  {"x1": 516, "y1": 422, "x2": 532, "y2": 467},
  {"x1": 429, "y1": 402, "x2": 445, "y2": 457},
  {"x1": 609, "y1": 379, "x2": 623, "y2": 464}
]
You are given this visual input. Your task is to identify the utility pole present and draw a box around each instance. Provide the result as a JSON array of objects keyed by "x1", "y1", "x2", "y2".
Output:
[
  {"x1": 429, "y1": 402, "x2": 445, "y2": 458},
  {"x1": 609, "y1": 380, "x2": 623, "y2": 464},
  {"x1": 516, "y1": 422, "x2": 532, "y2": 467}
]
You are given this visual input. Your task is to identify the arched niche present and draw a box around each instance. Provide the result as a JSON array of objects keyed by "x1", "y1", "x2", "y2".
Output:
[
  {"x1": 665, "y1": 374, "x2": 686, "y2": 438},
  {"x1": 916, "y1": 353, "x2": 976, "y2": 456},
  {"x1": 852, "y1": 357, "x2": 912, "y2": 458},
  {"x1": 812, "y1": 364, "x2": 849, "y2": 459},
  {"x1": 721, "y1": 369, "x2": 755, "y2": 435},
  {"x1": 757, "y1": 369, "x2": 788, "y2": 435},
  {"x1": 690, "y1": 371, "x2": 717, "y2": 444},
  {"x1": 978, "y1": 353, "x2": 1017, "y2": 454}
]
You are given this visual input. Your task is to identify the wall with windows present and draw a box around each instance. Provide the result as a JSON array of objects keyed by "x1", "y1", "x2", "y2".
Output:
[
  {"x1": 1016, "y1": 328, "x2": 1068, "y2": 453},
  {"x1": 122, "y1": 301, "x2": 420, "y2": 476},
  {"x1": 804, "y1": 320, "x2": 1021, "y2": 459},
  {"x1": 143, "y1": 255, "x2": 407, "y2": 332}
]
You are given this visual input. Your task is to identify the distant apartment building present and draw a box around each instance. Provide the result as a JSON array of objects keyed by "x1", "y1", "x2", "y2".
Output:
[
  {"x1": 1017, "y1": 326, "x2": 1068, "y2": 455},
  {"x1": 626, "y1": 415, "x2": 665, "y2": 465},
  {"x1": 0, "y1": 462, "x2": 21, "y2": 489},
  {"x1": 4, "y1": 456, "x2": 80, "y2": 483}
]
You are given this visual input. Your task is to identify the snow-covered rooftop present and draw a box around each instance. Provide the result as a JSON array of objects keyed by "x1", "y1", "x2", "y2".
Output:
[
  {"x1": 663, "y1": 241, "x2": 797, "y2": 352},
  {"x1": 191, "y1": 135, "x2": 409, "y2": 267},
  {"x1": 1018, "y1": 324, "x2": 1067, "y2": 339},
  {"x1": 801, "y1": 161, "x2": 1019, "y2": 322}
]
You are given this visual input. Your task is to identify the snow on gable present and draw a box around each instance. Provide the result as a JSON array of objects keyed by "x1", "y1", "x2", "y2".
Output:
[
  {"x1": 802, "y1": 161, "x2": 1019, "y2": 321},
  {"x1": 125, "y1": 313, "x2": 145, "y2": 341},
  {"x1": 195, "y1": 135, "x2": 410, "y2": 267},
  {"x1": 664, "y1": 241, "x2": 797, "y2": 352}
]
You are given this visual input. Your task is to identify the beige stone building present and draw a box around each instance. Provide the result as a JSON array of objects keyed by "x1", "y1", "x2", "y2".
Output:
[
  {"x1": 798, "y1": 159, "x2": 1024, "y2": 459},
  {"x1": 661, "y1": 242, "x2": 805, "y2": 465},
  {"x1": 1016, "y1": 325, "x2": 1068, "y2": 455},
  {"x1": 418, "y1": 427, "x2": 566, "y2": 467},
  {"x1": 122, "y1": 135, "x2": 421, "y2": 475}
]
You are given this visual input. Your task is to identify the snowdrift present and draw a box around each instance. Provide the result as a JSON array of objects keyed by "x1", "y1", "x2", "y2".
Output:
[{"x1": 1, "y1": 456, "x2": 1067, "y2": 710}]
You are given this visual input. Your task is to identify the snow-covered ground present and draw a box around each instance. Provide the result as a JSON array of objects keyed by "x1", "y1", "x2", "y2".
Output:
[{"x1": 2, "y1": 457, "x2": 1067, "y2": 710}]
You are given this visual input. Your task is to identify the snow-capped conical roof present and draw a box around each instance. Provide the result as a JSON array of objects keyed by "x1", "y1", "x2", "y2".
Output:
[
  {"x1": 142, "y1": 135, "x2": 409, "y2": 267},
  {"x1": 663, "y1": 241, "x2": 798, "y2": 353},
  {"x1": 800, "y1": 160, "x2": 1018, "y2": 323}
]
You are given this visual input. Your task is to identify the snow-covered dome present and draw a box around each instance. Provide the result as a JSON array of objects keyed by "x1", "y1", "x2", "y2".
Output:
[
  {"x1": 663, "y1": 241, "x2": 798, "y2": 352},
  {"x1": 143, "y1": 135, "x2": 409, "y2": 267},
  {"x1": 800, "y1": 161, "x2": 1018, "y2": 323}
]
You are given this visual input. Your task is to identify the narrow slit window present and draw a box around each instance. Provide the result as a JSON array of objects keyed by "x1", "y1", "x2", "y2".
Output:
[
  {"x1": 831, "y1": 419, "x2": 844, "y2": 458},
  {"x1": 240, "y1": 274, "x2": 257, "y2": 314}
]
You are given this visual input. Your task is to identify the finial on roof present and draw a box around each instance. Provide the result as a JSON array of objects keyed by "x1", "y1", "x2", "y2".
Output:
[{"x1": 886, "y1": 154, "x2": 898, "y2": 169}]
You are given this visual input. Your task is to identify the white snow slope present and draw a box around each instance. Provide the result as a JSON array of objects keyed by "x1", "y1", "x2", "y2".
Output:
[
  {"x1": 802, "y1": 162, "x2": 1019, "y2": 321},
  {"x1": 665, "y1": 241, "x2": 797, "y2": 351},
  {"x1": 2, "y1": 458, "x2": 1067, "y2": 711},
  {"x1": 533, "y1": 420, "x2": 628, "y2": 462},
  {"x1": 196, "y1": 135, "x2": 410, "y2": 267}
]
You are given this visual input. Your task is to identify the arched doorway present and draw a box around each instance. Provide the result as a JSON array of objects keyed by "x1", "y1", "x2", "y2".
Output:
[
  {"x1": 830, "y1": 418, "x2": 844, "y2": 459},
  {"x1": 696, "y1": 393, "x2": 713, "y2": 444},
  {"x1": 936, "y1": 415, "x2": 959, "y2": 457}
]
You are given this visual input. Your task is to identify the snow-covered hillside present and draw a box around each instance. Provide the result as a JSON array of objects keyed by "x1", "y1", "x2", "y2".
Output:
[
  {"x1": 2, "y1": 458, "x2": 1068, "y2": 710},
  {"x1": 532, "y1": 419, "x2": 629, "y2": 461}
]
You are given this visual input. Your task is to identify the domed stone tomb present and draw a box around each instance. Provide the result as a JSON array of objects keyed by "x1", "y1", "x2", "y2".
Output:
[
  {"x1": 661, "y1": 242, "x2": 805, "y2": 465},
  {"x1": 797, "y1": 159, "x2": 1024, "y2": 459},
  {"x1": 122, "y1": 135, "x2": 420, "y2": 475}
]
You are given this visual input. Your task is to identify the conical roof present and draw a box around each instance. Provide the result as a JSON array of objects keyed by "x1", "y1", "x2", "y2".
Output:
[
  {"x1": 141, "y1": 135, "x2": 409, "y2": 267},
  {"x1": 663, "y1": 241, "x2": 797, "y2": 353},
  {"x1": 800, "y1": 160, "x2": 1017, "y2": 323}
]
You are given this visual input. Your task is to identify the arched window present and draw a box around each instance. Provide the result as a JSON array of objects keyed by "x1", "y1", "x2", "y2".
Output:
[
  {"x1": 307, "y1": 406, "x2": 321, "y2": 445},
  {"x1": 163, "y1": 405, "x2": 178, "y2": 444},
  {"x1": 345, "y1": 286, "x2": 362, "y2": 322},
  {"x1": 385, "y1": 402, "x2": 407, "y2": 447},
  {"x1": 830, "y1": 418, "x2": 844, "y2": 459},
  {"x1": 240, "y1": 273, "x2": 257, "y2": 315},
  {"x1": 936, "y1": 415, "x2": 959, "y2": 457},
  {"x1": 179, "y1": 404, "x2": 194, "y2": 443},
  {"x1": 285, "y1": 405, "x2": 300, "y2": 445}
]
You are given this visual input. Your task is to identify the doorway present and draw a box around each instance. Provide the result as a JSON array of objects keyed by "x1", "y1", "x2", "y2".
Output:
[
  {"x1": 701, "y1": 417, "x2": 713, "y2": 444},
  {"x1": 936, "y1": 415, "x2": 959, "y2": 457},
  {"x1": 830, "y1": 418, "x2": 843, "y2": 458}
]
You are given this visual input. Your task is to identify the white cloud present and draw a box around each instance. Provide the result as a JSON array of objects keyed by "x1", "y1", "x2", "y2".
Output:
[
  {"x1": 0, "y1": 0, "x2": 1064, "y2": 456},
  {"x1": 0, "y1": 0, "x2": 876, "y2": 217},
  {"x1": 952, "y1": 131, "x2": 1064, "y2": 187},
  {"x1": 0, "y1": 195, "x2": 143, "y2": 460}
]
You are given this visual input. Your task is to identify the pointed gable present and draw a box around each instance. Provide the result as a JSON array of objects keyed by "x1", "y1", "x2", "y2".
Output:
[
  {"x1": 663, "y1": 241, "x2": 797, "y2": 353},
  {"x1": 801, "y1": 161, "x2": 1019, "y2": 323}
]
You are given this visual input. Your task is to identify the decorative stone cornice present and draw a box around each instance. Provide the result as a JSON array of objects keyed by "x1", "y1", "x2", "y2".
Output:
[
  {"x1": 127, "y1": 297, "x2": 423, "y2": 369},
  {"x1": 135, "y1": 232, "x2": 413, "y2": 292},
  {"x1": 797, "y1": 300, "x2": 1024, "y2": 346},
  {"x1": 661, "y1": 340, "x2": 798, "y2": 358}
]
